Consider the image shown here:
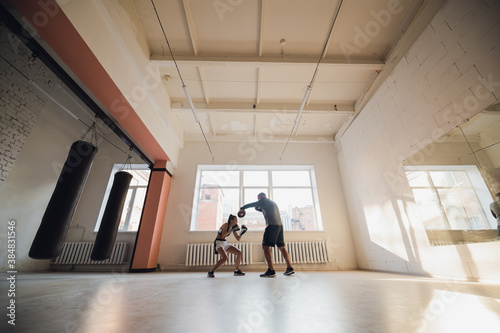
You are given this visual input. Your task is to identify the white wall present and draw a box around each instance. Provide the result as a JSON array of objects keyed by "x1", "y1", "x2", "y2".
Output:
[
  {"x1": 58, "y1": 0, "x2": 184, "y2": 166},
  {"x1": 0, "y1": 87, "x2": 143, "y2": 272},
  {"x1": 337, "y1": 0, "x2": 500, "y2": 280},
  {"x1": 158, "y1": 140, "x2": 356, "y2": 271}
]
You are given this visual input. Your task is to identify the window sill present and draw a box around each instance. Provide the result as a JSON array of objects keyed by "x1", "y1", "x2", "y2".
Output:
[{"x1": 426, "y1": 229, "x2": 498, "y2": 246}]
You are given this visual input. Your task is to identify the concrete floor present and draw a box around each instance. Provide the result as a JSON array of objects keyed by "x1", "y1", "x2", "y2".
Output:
[{"x1": 1, "y1": 270, "x2": 500, "y2": 333}]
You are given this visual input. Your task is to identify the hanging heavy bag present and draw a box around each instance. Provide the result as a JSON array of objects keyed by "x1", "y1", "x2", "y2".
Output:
[
  {"x1": 29, "y1": 140, "x2": 98, "y2": 259},
  {"x1": 91, "y1": 171, "x2": 133, "y2": 261}
]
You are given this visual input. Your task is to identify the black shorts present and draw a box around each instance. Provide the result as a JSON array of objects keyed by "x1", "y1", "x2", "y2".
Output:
[{"x1": 262, "y1": 225, "x2": 285, "y2": 247}]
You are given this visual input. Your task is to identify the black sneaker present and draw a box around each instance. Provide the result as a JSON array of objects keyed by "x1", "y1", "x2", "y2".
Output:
[
  {"x1": 260, "y1": 269, "x2": 276, "y2": 278},
  {"x1": 234, "y1": 269, "x2": 246, "y2": 276},
  {"x1": 207, "y1": 270, "x2": 215, "y2": 278},
  {"x1": 284, "y1": 267, "x2": 295, "y2": 276}
]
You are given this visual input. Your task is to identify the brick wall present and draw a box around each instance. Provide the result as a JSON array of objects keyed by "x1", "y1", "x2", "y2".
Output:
[
  {"x1": 337, "y1": 0, "x2": 500, "y2": 279},
  {"x1": 0, "y1": 24, "x2": 57, "y2": 189}
]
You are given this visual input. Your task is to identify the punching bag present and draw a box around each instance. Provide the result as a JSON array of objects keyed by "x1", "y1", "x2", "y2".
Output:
[
  {"x1": 29, "y1": 141, "x2": 98, "y2": 259},
  {"x1": 91, "y1": 171, "x2": 133, "y2": 261}
]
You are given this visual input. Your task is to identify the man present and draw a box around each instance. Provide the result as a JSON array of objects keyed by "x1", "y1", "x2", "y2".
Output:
[
  {"x1": 239, "y1": 192, "x2": 294, "y2": 277},
  {"x1": 490, "y1": 192, "x2": 500, "y2": 239}
]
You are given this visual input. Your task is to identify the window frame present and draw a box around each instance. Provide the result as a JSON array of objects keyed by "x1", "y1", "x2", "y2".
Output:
[
  {"x1": 190, "y1": 165, "x2": 323, "y2": 231},
  {"x1": 404, "y1": 165, "x2": 496, "y2": 230}
]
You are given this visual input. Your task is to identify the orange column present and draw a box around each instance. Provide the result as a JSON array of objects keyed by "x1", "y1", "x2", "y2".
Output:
[{"x1": 130, "y1": 161, "x2": 171, "y2": 272}]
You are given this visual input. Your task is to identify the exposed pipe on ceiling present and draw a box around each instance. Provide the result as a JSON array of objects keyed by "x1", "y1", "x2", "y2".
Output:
[{"x1": 280, "y1": 0, "x2": 344, "y2": 160}]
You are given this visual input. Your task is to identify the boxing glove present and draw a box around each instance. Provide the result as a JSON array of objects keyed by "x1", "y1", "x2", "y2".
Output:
[{"x1": 240, "y1": 225, "x2": 248, "y2": 236}]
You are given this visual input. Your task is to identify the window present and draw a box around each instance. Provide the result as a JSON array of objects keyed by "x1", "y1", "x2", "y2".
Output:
[
  {"x1": 405, "y1": 165, "x2": 495, "y2": 230},
  {"x1": 94, "y1": 164, "x2": 150, "y2": 232},
  {"x1": 191, "y1": 165, "x2": 322, "y2": 231}
]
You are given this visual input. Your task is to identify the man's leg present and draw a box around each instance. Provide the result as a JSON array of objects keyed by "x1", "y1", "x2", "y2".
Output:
[
  {"x1": 276, "y1": 226, "x2": 294, "y2": 275},
  {"x1": 262, "y1": 245, "x2": 274, "y2": 271},
  {"x1": 278, "y1": 246, "x2": 292, "y2": 269}
]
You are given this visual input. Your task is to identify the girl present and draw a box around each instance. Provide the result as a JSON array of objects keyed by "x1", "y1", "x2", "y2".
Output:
[{"x1": 208, "y1": 214, "x2": 247, "y2": 277}]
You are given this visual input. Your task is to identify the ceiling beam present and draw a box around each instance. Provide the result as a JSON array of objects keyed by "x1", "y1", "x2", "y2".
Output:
[
  {"x1": 171, "y1": 102, "x2": 354, "y2": 114},
  {"x1": 198, "y1": 67, "x2": 210, "y2": 104},
  {"x1": 181, "y1": 0, "x2": 199, "y2": 55},
  {"x1": 336, "y1": 0, "x2": 447, "y2": 139},
  {"x1": 183, "y1": 132, "x2": 336, "y2": 143},
  {"x1": 254, "y1": 114, "x2": 258, "y2": 137},
  {"x1": 258, "y1": 0, "x2": 266, "y2": 57},
  {"x1": 322, "y1": 0, "x2": 345, "y2": 59},
  {"x1": 255, "y1": 67, "x2": 261, "y2": 106},
  {"x1": 151, "y1": 57, "x2": 383, "y2": 70},
  {"x1": 207, "y1": 113, "x2": 216, "y2": 136},
  {"x1": 294, "y1": 118, "x2": 302, "y2": 137}
]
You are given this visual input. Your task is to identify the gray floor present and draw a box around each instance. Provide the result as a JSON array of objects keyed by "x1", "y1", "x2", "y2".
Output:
[{"x1": 1, "y1": 270, "x2": 500, "y2": 333}]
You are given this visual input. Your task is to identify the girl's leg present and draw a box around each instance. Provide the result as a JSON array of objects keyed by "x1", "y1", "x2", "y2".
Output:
[
  {"x1": 226, "y1": 246, "x2": 242, "y2": 270},
  {"x1": 211, "y1": 247, "x2": 228, "y2": 272}
]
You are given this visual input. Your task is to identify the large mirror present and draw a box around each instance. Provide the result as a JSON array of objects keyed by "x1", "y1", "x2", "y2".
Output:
[{"x1": 404, "y1": 102, "x2": 500, "y2": 246}]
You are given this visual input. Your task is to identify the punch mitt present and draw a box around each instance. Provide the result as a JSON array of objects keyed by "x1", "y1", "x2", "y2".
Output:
[{"x1": 238, "y1": 209, "x2": 246, "y2": 218}]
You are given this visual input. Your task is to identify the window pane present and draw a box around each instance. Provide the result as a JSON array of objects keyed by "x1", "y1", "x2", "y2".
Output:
[
  {"x1": 201, "y1": 170, "x2": 239, "y2": 187},
  {"x1": 129, "y1": 169, "x2": 150, "y2": 186},
  {"x1": 95, "y1": 165, "x2": 150, "y2": 233},
  {"x1": 411, "y1": 188, "x2": 447, "y2": 229},
  {"x1": 221, "y1": 189, "x2": 239, "y2": 222},
  {"x1": 272, "y1": 171, "x2": 310, "y2": 186},
  {"x1": 406, "y1": 171, "x2": 430, "y2": 187},
  {"x1": 244, "y1": 188, "x2": 266, "y2": 204},
  {"x1": 273, "y1": 189, "x2": 316, "y2": 230},
  {"x1": 190, "y1": 166, "x2": 321, "y2": 231},
  {"x1": 430, "y1": 171, "x2": 469, "y2": 187},
  {"x1": 118, "y1": 189, "x2": 134, "y2": 230},
  {"x1": 438, "y1": 188, "x2": 488, "y2": 229},
  {"x1": 195, "y1": 188, "x2": 239, "y2": 230},
  {"x1": 127, "y1": 187, "x2": 147, "y2": 231},
  {"x1": 243, "y1": 171, "x2": 268, "y2": 186}
]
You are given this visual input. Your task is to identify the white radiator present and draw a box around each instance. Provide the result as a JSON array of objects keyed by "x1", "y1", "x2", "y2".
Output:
[
  {"x1": 53, "y1": 242, "x2": 128, "y2": 265},
  {"x1": 272, "y1": 241, "x2": 330, "y2": 264},
  {"x1": 185, "y1": 243, "x2": 252, "y2": 267},
  {"x1": 185, "y1": 241, "x2": 330, "y2": 266}
]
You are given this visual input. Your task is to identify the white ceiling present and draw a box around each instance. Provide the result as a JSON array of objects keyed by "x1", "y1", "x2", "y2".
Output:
[{"x1": 127, "y1": 0, "x2": 425, "y2": 142}]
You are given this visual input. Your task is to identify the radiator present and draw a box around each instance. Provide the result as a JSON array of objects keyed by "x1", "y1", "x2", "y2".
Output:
[
  {"x1": 272, "y1": 241, "x2": 330, "y2": 264},
  {"x1": 185, "y1": 241, "x2": 330, "y2": 266},
  {"x1": 185, "y1": 243, "x2": 252, "y2": 267},
  {"x1": 52, "y1": 242, "x2": 128, "y2": 265}
]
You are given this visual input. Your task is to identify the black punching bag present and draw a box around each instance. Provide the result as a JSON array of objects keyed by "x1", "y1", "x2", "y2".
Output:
[
  {"x1": 91, "y1": 171, "x2": 133, "y2": 261},
  {"x1": 29, "y1": 141, "x2": 98, "y2": 259}
]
